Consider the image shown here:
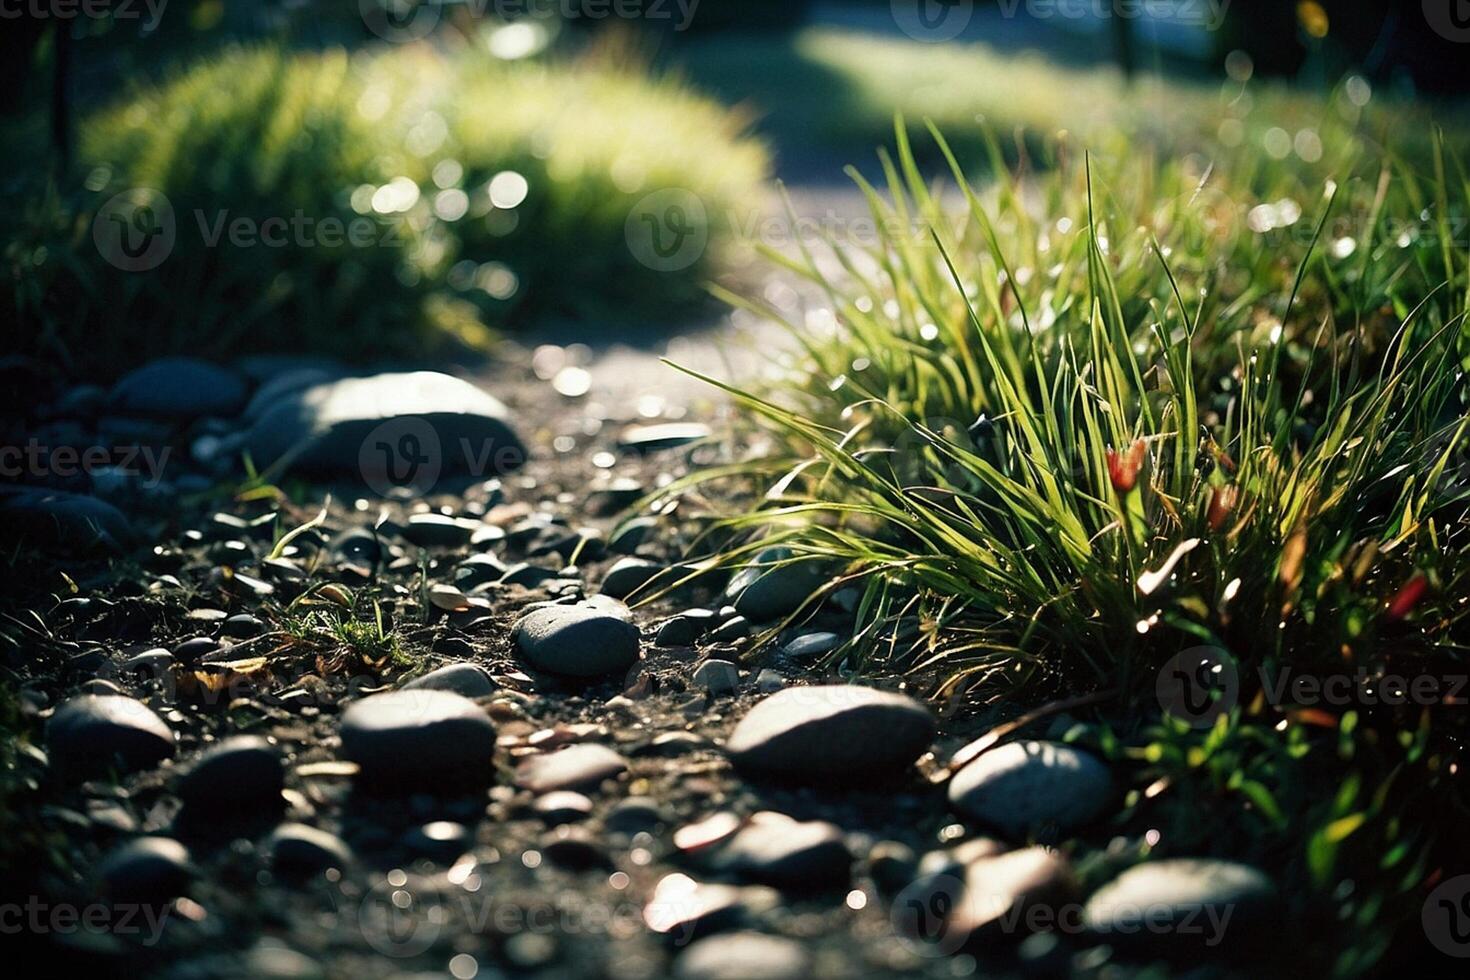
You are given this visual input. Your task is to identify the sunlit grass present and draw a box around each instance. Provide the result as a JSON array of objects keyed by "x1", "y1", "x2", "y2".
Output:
[{"x1": 674, "y1": 118, "x2": 1469, "y2": 974}]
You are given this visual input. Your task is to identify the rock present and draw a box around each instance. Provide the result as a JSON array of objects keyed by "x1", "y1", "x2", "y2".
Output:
[
  {"x1": 339, "y1": 690, "x2": 497, "y2": 790},
  {"x1": 541, "y1": 827, "x2": 611, "y2": 870},
  {"x1": 97, "y1": 836, "x2": 194, "y2": 903},
  {"x1": 644, "y1": 874, "x2": 756, "y2": 944},
  {"x1": 500, "y1": 563, "x2": 564, "y2": 589},
  {"x1": 533, "y1": 791, "x2": 594, "y2": 825},
  {"x1": 246, "y1": 371, "x2": 526, "y2": 484},
  {"x1": 455, "y1": 553, "x2": 508, "y2": 589},
  {"x1": 724, "y1": 685, "x2": 934, "y2": 784},
  {"x1": 619, "y1": 422, "x2": 712, "y2": 452},
  {"x1": 173, "y1": 636, "x2": 220, "y2": 664},
  {"x1": 178, "y1": 735, "x2": 283, "y2": 811},
  {"x1": 1082, "y1": 859, "x2": 1278, "y2": 957},
  {"x1": 711, "y1": 814, "x2": 851, "y2": 890},
  {"x1": 608, "y1": 516, "x2": 657, "y2": 553},
  {"x1": 0, "y1": 488, "x2": 135, "y2": 552},
  {"x1": 401, "y1": 513, "x2": 482, "y2": 548},
  {"x1": 723, "y1": 547, "x2": 830, "y2": 622},
  {"x1": 600, "y1": 557, "x2": 664, "y2": 600},
  {"x1": 692, "y1": 659, "x2": 740, "y2": 696},
  {"x1": 868, "y1": 841, "x2": 918, "y2": 895},
  {"x1": 108, "y1": 357, "x2": 248, "y2": 419},
  {"x1": 946, "y1": 847, "x2": 1077, "y2": 945},
  {"x1": 674, "y1": 932, "x2": 809, "y2": 980},
  {"x1": 242, "y1": 367, "x2": 337, "y2": 421},
  {"x1": 268, "y1": 823, "x2": 353, "y2": 874},
  {"x1": 782, "y1": 631, "x2": 841, "y2": 659},
  {"x1": 947, "y1": 741, "x2": 1113, "y2": 840},
  {"x1": 605, "y1": 797, "x2": 668, "y2": 835},
  {"x1": 515, "y1": 744, "x2": 628, "y2": 794},
  {"x1": 707, "y1": 616, "x2": 749, "y2": 644},
  {"x1": 402, "y1": 662, "x2": 497, "y2": 698},
  {"x1": 47, "y1": 695, "x2": 175, "y2": 778},
  {"x1": 222, "y1": 614, "x2": 265, "y2": 639},
  {"x1": 656, "y1": 609, "x2": 718, "y2": 647},
  {"x1": 587, "y1": 479, "x2": 645, "y2": 516},
  {"x1": 403, "y1": 821, "x2": 471, "y2": 863},
  {"x1": 515, "y1": 604, "x2": 641, "y2": 677},
  {"x1": 755, "y1": 669, "x2": 786, "y2": 693}
]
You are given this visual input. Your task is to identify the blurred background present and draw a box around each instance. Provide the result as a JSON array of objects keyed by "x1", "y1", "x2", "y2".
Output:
[{"x1": 4, "y1": 0, "x2": 1468, "y2": 380}]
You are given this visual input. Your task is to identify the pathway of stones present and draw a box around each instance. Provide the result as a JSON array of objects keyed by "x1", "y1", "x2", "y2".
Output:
[{"x1": 3, "y1": 341, "x2": 1279, "y2": 978}]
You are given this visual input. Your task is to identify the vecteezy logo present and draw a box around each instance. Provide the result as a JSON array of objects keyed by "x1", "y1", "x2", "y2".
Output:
[
  {"x1": 891, "y1": 872, "x2": 968, "y2": 957},
  {"x1": 625, "y1": 188, "x2": 708, "y2": 272},
  {"x1": 1157, "y1": 645, "x2": 1239, "y2": 728},
  {"x1": 93, "y1": 188, "x2": 175, "y2": 272},
  {"x1": 1424, "y1": 1, "x2": 1470, "y2": 42},
  {"x1": 357, "y1": 876, "x2": 443, "y2": 957},
  {"x1": 1424, "y1": 875, "x2": 1470, "y2": 957},
  {"x1": 360, "y1": 0, "x2": 442, "y2": 43},
  {"x1": 359, "y1": 417, "x2": 442, "y2": 497},
  {"x1": 892, "y1": 0, "x2": 974, "y2": 42}
]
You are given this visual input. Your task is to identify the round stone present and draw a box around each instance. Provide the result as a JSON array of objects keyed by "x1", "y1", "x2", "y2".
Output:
[
  {"x1": 402, "y1": 662, "x2": 497, "y2": 698},
  {"x1": 600, "y1": 557, "x2": 664, "y2": 600},
  {"x1": 47, "y1": 695, "x2": 175, "y2": 779},
  {"x1": 514, "y1": 604, "x2": 641, "y2": 677},
  {"x1": 673, "y1": 932, "x2": 809, "y2": 980},
  {"x1": 97, "y1": 836, "x2": 194, "y2": 903},
  {"x1": 711, "y1": 814, "x2": 852, "y2": 890},
  {"x1": 724, "y1": 685, "x2": 934, "y2": 784},
  {"x1": 946, "y1": 740, "x2": 1113, "y2": 840},
  {"x1": 108, "y1": 357, "x2": 248, "y2": 419},
  {"x1": 339, "y1": 690, "x2": 497, "y2": 790},
  {"x1": 514, "y1": 744, "x2": 628, "y2": 794},
  {"x1": 692, "y1": 659, "x2": 740, "y2": 696},
  {"x1": 268, "y1": 823, "x2": 353, "y2": 874},
  {"x1": 178, "y1": 735, "x2": 283, "y2": 811},
  {"x1": 1084, "y1": 859, "x2": 1278, "y2": 957},
  {"x1": 722, "y1": 546, "x2": 830, "y2": 622}
]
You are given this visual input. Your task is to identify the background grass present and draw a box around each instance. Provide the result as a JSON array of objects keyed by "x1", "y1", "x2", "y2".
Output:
[{"x1": 5, "y1": 34, "x2": 769, "y2": 379}]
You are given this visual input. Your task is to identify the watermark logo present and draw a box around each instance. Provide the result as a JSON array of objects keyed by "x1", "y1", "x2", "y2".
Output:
[
  {"x1": 360, "y1": 0, "x2": 441, "y2": 42},
  {"x1": 891, "y1": 873, "x2": 968, "y2": 957},
  {"x1": 357, "y1": 877, "x2": 443, "y2": 957},
  {"x1": 1424, "y1": 875, "x2": 1470, "y2": 958},
  {"x1": 1157, "y1": 645, "x2": 1239, "y2": 728},
  {"x1": 93, "y1": 188, "x2": 175, "y2": 272},
  {"x1": 893, "y1": 0, "x2": 974, "y2": 42},
  {"x1": 1424, "y1": 0, "x2": 1470, "y2": 42},
  {"x1": 0, "y1": 0, "x2": 169, "y2": 29},
  {"x1": 359, "y1": 418, "x2": 442, "y2": 497},
  {"x1": 626, "y1": 188, "x2": 708, "y2": 272}
]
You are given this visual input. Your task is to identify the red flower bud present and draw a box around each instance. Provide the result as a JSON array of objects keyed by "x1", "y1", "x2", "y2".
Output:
[
  {"x1": 1106, "y1": 439, "x2": 1147, "y2": 494},
  {"x1": 1385, "y1": 573, "x2": 1429, "y2": 622},
  {"x1": 1207, "y1": 485, "x2": 1238, "y2": 531}
]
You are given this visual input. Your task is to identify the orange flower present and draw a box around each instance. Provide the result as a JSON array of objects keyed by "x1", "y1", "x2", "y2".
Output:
[
  {"x1": 1207, "y1": 485, "x2": 1239, "y2": 531},
  {"x1": 1106, "y1": 439, "x2": 1147, "y2": 494}
]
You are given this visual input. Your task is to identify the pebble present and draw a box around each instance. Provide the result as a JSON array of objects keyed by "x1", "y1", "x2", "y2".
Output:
[
  {"x1": 97, "y1": 836, "x2": 194, "y2": 903},
  {"x1": 673, "y1": 932, "x2": 809, "y2": 980},
  {"x1": 402, "y1": 662, "x2": 497, "y2": 698},
  {"x1": 514, "y1": 604, "x2": 641, "y2": 677},
  {"x1": 946, "y1": 846, "x2": 1077, "y2": 944},
  {"x1": 533, "y1": 790, "x2": 594, "y2": 825},
  {"x1": 339, "y1": 690, "x2": 497, "y2": 790},
  {"x1": 246, "y1": 371, "x2": 525, "y2": 482},
  {"x1": 108, "y1": 357, "x2": 248, "y2": 419},
  {"x1": 177, "y1": 735, "x2": 284, "y2": 811},
  {"x1": 692, "y1": 659, "x2": 740, "y2": 696},
  {"x1": 656, "y1": 609, "x2": 718, "y2": 647},
  {"x1": 605, "y1": 797, "x2": 668, "y2": 835},
  {"x1": 540, "y1": 827, "x2": 611, "y2": 870},
  {"x1": 724, "y1": 685, "x2": 935, "y2": 784},
  {"x1": 1082, "y1": 859, "x2": 1278, "y2": 955},
  {"x1": 782, "y1": 631, "x2": 841, "y2": 659},
  {"x1": 268, "y1": 823, "x2": 353, "y2": 874},
  {"x1": 0, "y1": 489, "x2": 135, "y2": 552},
  {"x1": 514, "y1": 744, "x2": 628, "y2": 794},
  {"x1": 47, "y1": 695, "x2": 176, "y2": 778},
  {"x1": 600, "y1": 557, "x2": 664, "y2": 600},
  {"x1": 706, "y1": 616, "x2": 749, "y2": 644},
  {"x1": 607, "y1": 516, "x2": 657, "y2": 553},
  {"x1": 723, "y1": 547, "x2": 830, "y2": 622},
  {"x1": 618, "y1": 422, "x2": 711, "y2": 452},
  {"x1": 946, "y1": 740, "x2": 1113, "y2": 840},
  {"x1": 711, "y1": 814, "x2": 852, "y2": 890},
  {"x1": 222, "y1": 613, "x2": 265, "y2": 638},
  {"x1": 402, "y1": 513, "x2": 481, "y2": 548}
]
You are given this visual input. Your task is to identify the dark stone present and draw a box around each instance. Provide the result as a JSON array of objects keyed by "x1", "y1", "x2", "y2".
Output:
[
  {"x1": 402, "y1": 662, "x2": 497, "y2": 698},
  {"x1": 514, "y1": 604, "x2": 641, "y2": 677},
  {"x1": 723, "y1": 547, "x2": 830, "y2": 622},
  {"x1": 108, "y1": 357, "x2": 248, "y2": 419},
  {"x1": 600, "y1": 557, "x2": 664, "y2": 600},
  {"x1": 514, "y1": 744, "x2": 628, "y2": 794},
  {"x1": 97, "y1": 836, "x2": 194, "y2": 904},
  {"x1": 656, "y1": 609, "x2": 718, "y2": 647},
  {"x1": 178, "y1": 735, "x2": 283, "y2": 811},
  {"x1": 339, "y1": 690, "x2": 497, "y2": 791},
  {"x1": 947, "y1": 740, "x2": 1113, "y2": 840},
  {"x1": 47, "y1": 695, "x2": 175, "y2": 778}
]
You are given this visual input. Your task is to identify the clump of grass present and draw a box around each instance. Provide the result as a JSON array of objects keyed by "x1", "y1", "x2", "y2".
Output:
[
  {"x1": 683, "y1": 119, "x2": 1469, "y2": 973},
  {"x1": 7, "y1": 37, "x2": 769, "y2": 379}
]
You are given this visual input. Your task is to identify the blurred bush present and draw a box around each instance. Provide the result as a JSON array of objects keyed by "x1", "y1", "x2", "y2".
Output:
[{"x1": 6, "y1": 37, "x2": 768, "y2": 380}]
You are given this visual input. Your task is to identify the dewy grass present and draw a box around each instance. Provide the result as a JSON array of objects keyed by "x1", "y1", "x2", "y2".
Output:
[{"x1": 681, "y1": 119, "x2": 1470, "y2": 974}]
